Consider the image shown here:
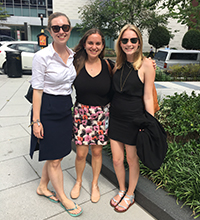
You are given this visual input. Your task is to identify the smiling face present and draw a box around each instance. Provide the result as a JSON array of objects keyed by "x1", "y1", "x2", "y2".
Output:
[
  {"x1": 50, "y1": 15, "x2": 71, "y2": 45},
  {"x1": 84, "y1": 33, "x2": 104, "y2": 59},
  {"x1": 120, "y1": 29, "x2": 140, "y2": 59}
]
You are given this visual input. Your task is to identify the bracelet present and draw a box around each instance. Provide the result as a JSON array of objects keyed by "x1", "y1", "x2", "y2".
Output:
[{"x1": 29, "y1": 119, "x2": 41, "y2": 127}]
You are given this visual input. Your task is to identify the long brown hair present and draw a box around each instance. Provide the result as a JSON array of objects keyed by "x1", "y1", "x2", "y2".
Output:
[
  {"x1": 115, "y1": 24, "x2": 144, "y2": 71},
  {"x1": 73, "y1": 28, "x2": 105, "y2": 75}
]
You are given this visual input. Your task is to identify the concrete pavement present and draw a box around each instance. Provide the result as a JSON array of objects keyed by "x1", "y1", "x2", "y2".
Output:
[{"x1": 0, "y1": 74, "x2": 199, "y2": 220}]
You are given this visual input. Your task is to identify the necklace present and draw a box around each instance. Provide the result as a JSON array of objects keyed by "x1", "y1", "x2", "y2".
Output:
[
  {"x1": 86, "y1": 59, "x2": 100, "y2": 72},
  {"x1": 120, "y1": 64, "x2": 133, "y2": 92},
  {"x1": 126, "y1": 61, "x2": 133, "y2": 69}
]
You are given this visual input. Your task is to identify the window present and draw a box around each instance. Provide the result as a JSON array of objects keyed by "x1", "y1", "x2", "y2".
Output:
[
  {"x1": 154, "y1": 51, "x2": 168, "y2": 61},
  {"x1": 35, "y1": 44, "x2": 41, "y2": 52},
  {"x1": 17, "y1": 44, "x2": 35, "y2": 52},
  {"x1": 7, "y1": 43, "x2": 17, "y2": 50},
  {"x1": 170, "y1": 53, "x2": 198, "y2": 60}
]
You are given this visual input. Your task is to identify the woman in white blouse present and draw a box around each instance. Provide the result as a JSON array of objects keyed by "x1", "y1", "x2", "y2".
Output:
[{"x1": 30, "y1": 12, "x2": 82, "y2": 217}]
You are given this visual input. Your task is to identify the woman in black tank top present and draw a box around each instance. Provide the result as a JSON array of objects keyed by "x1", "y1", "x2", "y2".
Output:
[
  {"x1": 109, "y1": 24, "x2": 155, "y2": 213},
  {"x1": 70, "y1": 28, "x2": 114, "y2": 203}
]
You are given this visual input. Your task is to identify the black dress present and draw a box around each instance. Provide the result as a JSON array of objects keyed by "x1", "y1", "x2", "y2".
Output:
[{"x1": 108, "y1": 61, "x2": 144, "y2": 145}]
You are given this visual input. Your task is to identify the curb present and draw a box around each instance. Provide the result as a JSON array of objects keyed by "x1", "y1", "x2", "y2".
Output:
[{"x1": 72, "y1": 142, "x2": 199, "y2": 220}]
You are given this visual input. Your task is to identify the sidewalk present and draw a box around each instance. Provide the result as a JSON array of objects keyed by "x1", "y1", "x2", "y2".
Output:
[{"x1": 0, "y1": 74, "x2": 199, "y2": 220}]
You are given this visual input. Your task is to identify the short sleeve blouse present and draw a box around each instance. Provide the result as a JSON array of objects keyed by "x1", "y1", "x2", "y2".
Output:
[{"x1": 31, "y1": 43, "x2": 76, "y2": 95}]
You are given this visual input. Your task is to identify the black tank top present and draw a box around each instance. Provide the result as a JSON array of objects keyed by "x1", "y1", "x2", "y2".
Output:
[
  {"x1": 113, "y1": 61, "x2": 144, "y2": 97},
  {"x1": 73, "y1": 59, "x2": 112, "y2": 106}
]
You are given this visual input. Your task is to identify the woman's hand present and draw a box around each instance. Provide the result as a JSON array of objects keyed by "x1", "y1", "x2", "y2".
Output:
[
  {"x1": 33, "y1": 122, "x2": 44, "y2": 139},
  {"x1": 148, "y1": 57, "x2": 156, "y2": 70}
]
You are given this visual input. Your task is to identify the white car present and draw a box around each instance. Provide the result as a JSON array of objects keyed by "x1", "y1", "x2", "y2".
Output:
[
  {"x1": 0, "y1": 41, "x2": 41, "y2": 74},
  {"x1": 154, "y1": 49, "x2": 200, "y2": 70}
]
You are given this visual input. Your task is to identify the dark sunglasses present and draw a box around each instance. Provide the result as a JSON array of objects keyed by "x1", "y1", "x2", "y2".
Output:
[
  {"x1": 121, "y1": 38, "x2": 138, "y2": 44},
  {"x1": 51, "y1": 25, "x2": 70, "y2": 33}
]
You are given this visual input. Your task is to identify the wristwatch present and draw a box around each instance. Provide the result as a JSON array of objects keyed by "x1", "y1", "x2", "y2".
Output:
[{"x1": 29, "y1": 119, "x2": 41, "y2": 127}]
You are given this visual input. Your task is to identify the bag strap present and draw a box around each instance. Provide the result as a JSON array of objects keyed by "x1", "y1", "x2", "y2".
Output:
[
  {"x1": 143, "y1": 83, "x2": 160, "y2": 114},
  {"x1": 105, "y1": 59, "x2": 113, "y2": 77},
  {"x1": 153, "y1": 83, "x2": 160, "y2": 113}
]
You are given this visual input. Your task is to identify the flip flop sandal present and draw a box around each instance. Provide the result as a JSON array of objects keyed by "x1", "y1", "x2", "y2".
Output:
[
  {"x1": 60, "y1": 202, "x2": 83, "y2": 217},
  {"x1": 37, "y1": 190, "x2": 59, "y2": 203},
  {"x1": 114, "y1": 194, "x2": 135, "y2": 213},
  {"x1": 110, "y1": 189, "x2": 126, "y2": 207}
]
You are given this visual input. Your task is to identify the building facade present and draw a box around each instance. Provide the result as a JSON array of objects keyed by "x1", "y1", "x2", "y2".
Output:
[
  {"x1": 0, "y1": 0, "x2": 114, "y2": 49},
  {"x1": 0, "y1": 0, "x2": 192, "y2": 51},
  {"x1": 0, "y1": 0, "x2": 52, "y2": 41}
]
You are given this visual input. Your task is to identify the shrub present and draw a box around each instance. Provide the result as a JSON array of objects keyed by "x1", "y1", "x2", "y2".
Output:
[
  {"x1": 104, "y1": 48, "x2": 116, "y2": 57},
  {"x1": 140, "y1": 140, "x2": 200, "y2": 219},
  {"x1": 155, "y1": 67, "x2": 171, "y2": 81},
  {"x1": 182, "y1": 29, "x2": 200, "y2": 50},
  {"x1": 156, "y1": 91, "x2": 200, "y2": 143},
  {"x1": 149, "y1": 26, "x2": 170, "y2": 50},
  {"x1": 167, "y1": 64, "x2": 200, "y2": 81}
]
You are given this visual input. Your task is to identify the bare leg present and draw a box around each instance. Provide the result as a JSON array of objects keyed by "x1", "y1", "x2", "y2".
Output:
[
  {"x1": 110, "y1": 139, "x2": 126, "y2": 206},
  {"x1": 36, "y1": 161, "x2": 58, "y2": 202},
  {"x1": 90, "y1": 145, "x2": 103, "y2": 202},
  {"x1": 70, "y1": 145, "x2": 89, "y2": 198},
  {"x1": 47, "y1": 159, "x2": 82, "y2": 215},
  {"x1": 91, "y1": 145, "x2": 103, "y2": 185},
  {"x1": 115, "y1": 144, "x2": 139, "y2": 211}
]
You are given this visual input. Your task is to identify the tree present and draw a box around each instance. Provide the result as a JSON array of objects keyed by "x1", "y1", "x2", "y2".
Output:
[
  {"x1": 75, "y1": 0, "x2": 116, "y2": 39},
  {"x1": 75, "y1": 0, "x2": 169, "y2": 40},
  {"x1": 148, "y1": 26, "x2": 171, "y2": 51},
  {"x1": 145, "y1": 0, "x2": 200, "y2": 29},
  {"x1": 0, "y1": 3, "x2": 10, "y2": 21},
  {"x1": 182, "y1": 29, "x2": 200, "y2": 49}
]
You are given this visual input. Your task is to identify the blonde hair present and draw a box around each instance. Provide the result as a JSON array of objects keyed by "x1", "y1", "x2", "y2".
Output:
[{"x1": 115, "y1": 24, "x2": 144, "y2": 71}]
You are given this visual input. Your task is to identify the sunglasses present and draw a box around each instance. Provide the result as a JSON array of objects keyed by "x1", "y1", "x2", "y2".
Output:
[
  {"x1": 121, "y1": 38, "x2": 138, "y2": 44},
  {"x1": 51, "y1": 25, "x2": 70, "y2": 33}
]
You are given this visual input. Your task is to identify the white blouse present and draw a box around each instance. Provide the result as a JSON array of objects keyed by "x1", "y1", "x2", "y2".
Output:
[{"x1": 31, "y1": 43, "x2": 76, "y2": 96}]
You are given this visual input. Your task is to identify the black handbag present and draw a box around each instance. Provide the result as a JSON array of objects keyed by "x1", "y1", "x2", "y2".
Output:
[
  {"x1": 136, "y1": 111, "x2": 168, "y2": 171},
  {"x1": 25, "y1": 85, "x2": 33, "y2": 103}
]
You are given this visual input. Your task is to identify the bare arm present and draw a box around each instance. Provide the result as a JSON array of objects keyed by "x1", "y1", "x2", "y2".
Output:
[
  {"x1": 32, "y1": 89, "x2": 44, "y2": 139},
  {"x1": 142, "y1": 58, "x2": 155, "y2": 116}
]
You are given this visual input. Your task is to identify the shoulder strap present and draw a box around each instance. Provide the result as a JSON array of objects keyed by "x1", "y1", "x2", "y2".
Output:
[{"x1": 105, "y1": 59, "x2": 113, "y2": 77}]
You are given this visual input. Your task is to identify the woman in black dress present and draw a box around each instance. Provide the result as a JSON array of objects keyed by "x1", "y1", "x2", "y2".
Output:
[
  {"x1": 30, "y1": 12, "x2": 82, "y2": 217},
  {"x1": 109, "y1": 24, "x2": 155, "y2": 212}
]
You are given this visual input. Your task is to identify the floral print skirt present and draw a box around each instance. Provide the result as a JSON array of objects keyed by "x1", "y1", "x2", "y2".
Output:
[{"x1": 73, "y1": 102, "x2": 110, "y2": 146}]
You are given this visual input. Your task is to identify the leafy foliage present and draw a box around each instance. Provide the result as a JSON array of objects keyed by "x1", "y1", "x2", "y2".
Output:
[
  {"x1": 182, "y1": 29, "x2": 200, "y2": 50},
  {"x1": 155, "y1": 67, "x2": 171, "y2": 81},
  {"x1": 144, "y1": 0, "x2": 200, "y2": 29},
  {"x1": 156, "y1": 91, "x2": 200, "y2": 143},
  {"x1": 149, "y1": 26, "x2": 171, "y2": 50},
  {"x1": 140, "y1": 140, "x2": 200, "y2": 219},
  {"x1": 75, "y1": 0, "x2": 169, "y2": 40},
  {"x1": 167, "y1": 64, "x2": 200, "y2": 81},
  {"x1": 0, "y1": 3, "x2": 10, "y2": 20}
]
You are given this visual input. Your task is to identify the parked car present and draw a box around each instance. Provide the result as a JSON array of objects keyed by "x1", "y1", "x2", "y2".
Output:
[
  {"x1": 0, "y1": 41, "x2": 41, "y2": 74},
  {"x1": 0, "y1": 35, "x2": 15, "y2": 41},
  {"x1": 154, "y1": 49, "x2": 200, "y2": 70}
]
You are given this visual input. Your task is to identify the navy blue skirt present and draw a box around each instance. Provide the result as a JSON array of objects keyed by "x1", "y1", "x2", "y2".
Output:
[{"x1": 30, "y1": 93, "x2": 73, "y2": 161}]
